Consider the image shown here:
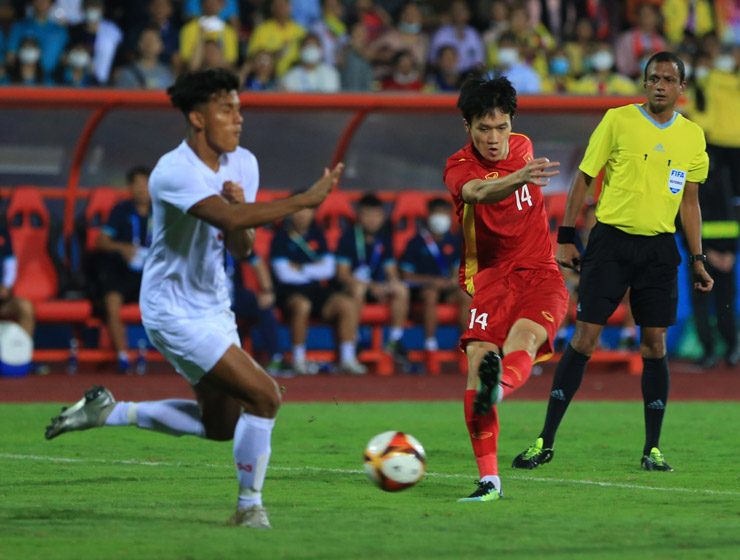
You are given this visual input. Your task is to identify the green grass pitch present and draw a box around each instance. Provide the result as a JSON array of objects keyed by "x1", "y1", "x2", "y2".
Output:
[{"x1": 1, "y1": 400, "x2": 739, "y2": 560}]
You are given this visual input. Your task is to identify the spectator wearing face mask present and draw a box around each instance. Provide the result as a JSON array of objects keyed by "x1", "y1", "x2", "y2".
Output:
[
  {"x1": 58, "y1": 42, "x2": 98, "y2": 86},
  {"x1": 10, "y1": 36, "x2": 51, "y2": 85},
  {"x1": 489, "y1": 33, "x2": 541, "y2": 94},
  {"x1": 280, "y1": 32, "x2": 340, "y2": 92},
  {"x1": 399, "y1": 198, "x2": 469, "y2": 355},
  {"x1": 368, "y1": 1, "x2": 429, "y2": 81},
  {"x1": 309, "y1": 0, "x2": 348, "y2": 67},
  {"x1": 6, "y1": 0, "x2": 69, "y2": 82},
  {"x1": 542, "y1": 47, "x2": 578, "y2": 93},
  {"x1": 571, "y1": 43, "x2": 637, "y2": 95},
  {"x1": 68, "y1": 0, "x2": 123, "y2": 85},
  {"x1": 180, "y1": 0, "x2": 238, "y2": 71},
  {"x1": 380, "y1": 49, "x2": 423, "y2": 91},
  {"x1": 115, "y1": 26, "x2": 174, "y2": 89}
]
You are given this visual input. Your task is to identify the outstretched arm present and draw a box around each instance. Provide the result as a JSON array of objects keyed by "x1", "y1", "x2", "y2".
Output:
[{"x1": 461, "y1": 157, "x2": 559, "y2": 204}]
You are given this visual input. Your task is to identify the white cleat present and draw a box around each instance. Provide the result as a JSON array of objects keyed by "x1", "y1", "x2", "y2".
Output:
[
  {"x1": 45, "y1": 386, "x2": 116, "y2": 440},
  {"x1": 228, "y1": 505, "x2": 271, "y2": 529},
  {"x1": 293, "y1": 360, "x2": 319, "y2": 376},
  {"x1": 338, "y1": 359, "x2": 368, "y2": 375}
]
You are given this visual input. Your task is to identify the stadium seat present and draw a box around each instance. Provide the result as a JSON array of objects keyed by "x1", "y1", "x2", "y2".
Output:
[
  {"x1": 391, "y1": 190, "x2": 428, "y2": 258},
  {"x1": 85, "y1": 187, "x2": 124, "y2": 251},
  {"x1": 315, "y1": 190, "x2": 356, "y2": 251}
]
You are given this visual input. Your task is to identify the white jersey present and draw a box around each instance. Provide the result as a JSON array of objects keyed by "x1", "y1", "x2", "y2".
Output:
[{"x1": 140, "y1": 140, "x2": 259, "y2": 328}]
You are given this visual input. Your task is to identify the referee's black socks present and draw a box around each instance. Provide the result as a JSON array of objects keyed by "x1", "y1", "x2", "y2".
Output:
[
  {"x1": 642, "y1": 355, "x2": 670, "y2": 456},
  {"x1": 539, "y1": 344, "x2": 590, "y2": 449}
]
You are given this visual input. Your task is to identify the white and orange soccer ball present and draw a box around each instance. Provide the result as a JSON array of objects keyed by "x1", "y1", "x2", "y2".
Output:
[{"x1": 363, "y1": 431, "x2": 426, "y2": 492}]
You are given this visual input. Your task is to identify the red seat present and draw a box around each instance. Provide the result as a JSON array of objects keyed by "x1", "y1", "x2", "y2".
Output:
[
  {"x1": 6, "y1": 186, "x2": 58, "y2": 301},
  {"x1": 315, "y1": 190, "x2": 356, "y2": 252},
  {"x1": 85, "y1": 187, "x2": 124, "y2": 251},
  {"x1": 391, "y1": 190, "x2": 428, "y2": 258}
]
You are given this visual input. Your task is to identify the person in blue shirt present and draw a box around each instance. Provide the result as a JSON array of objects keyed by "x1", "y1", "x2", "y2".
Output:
[
  {"x1": 270, "y1": 206, "x2": 365, "y2": 375},
  {"x1": 0, "y1": 225, "x2": 35, "y2": 339},
  {"x1": 225, "y1": 250, "x2": 287, "y2": 377},
  {"x1": 399, "y1": 198, "x2": 469, "y2": 353},
  {"x1": 6, "y1": 0, "x2": 69, "y2": 82},
  {"x1": 336, "y1": 193, "x2": 411, "y2": 366},
  {"x1": 96, "y1": 166, "x2": 152, "y2": 373}
]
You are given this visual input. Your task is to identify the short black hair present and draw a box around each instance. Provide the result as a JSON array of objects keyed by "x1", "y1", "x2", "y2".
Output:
[
  {"x1": 126, "y1": 165, "x2": 150, "y2": 184},
  {"x1": 358, "y1": 193, "x2": 383, "y2": 209},
  {"x1": 643, "y1": 51, "x2": 686, "y2": 83},
  {"x1": 457, "y1": 72, "x2": 517, "y2": 125},
  {"x1": 428, "y1": 197, "x2": 451, "y2": 213},
  {"x1": 167, "y1": 68, "x2": 240, "y2": 116}
]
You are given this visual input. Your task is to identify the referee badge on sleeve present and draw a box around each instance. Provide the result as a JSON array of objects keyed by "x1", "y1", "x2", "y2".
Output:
[{"x1": 668, "y1": 169, "x2": 687, "y2": 195}]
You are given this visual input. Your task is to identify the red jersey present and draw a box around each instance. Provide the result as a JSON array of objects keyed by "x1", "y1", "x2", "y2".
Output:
[{"x1": 443, "y1": 133, "x2": 557, "y2": 295}]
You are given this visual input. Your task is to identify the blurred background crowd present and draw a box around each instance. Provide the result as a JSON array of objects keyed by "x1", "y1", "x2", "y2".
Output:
[{"x1": 0, "y1": 0, "x2": 739, "y2": 93}]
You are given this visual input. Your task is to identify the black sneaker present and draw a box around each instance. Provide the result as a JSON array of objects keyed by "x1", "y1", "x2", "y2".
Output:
[
  {"x1": 641, "y1": 447, "x2": 674, "y2": 471},
  {"x1": 456, "y1": 480, "x2": 502, "y2": 502},
  {"x1": 385, "y1": 339, "x2": 412, "y2": 369},
  {"x1": 473, "y1": 351, "x2": 502, "y2": 416},
  {"x1": 512, "y1": 437, "x2": 554, "y2": 469}
]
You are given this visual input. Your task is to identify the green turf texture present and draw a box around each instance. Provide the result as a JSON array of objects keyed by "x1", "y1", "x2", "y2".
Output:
[{"x1": 1, "y1": 400, "x2": 738, "y2": 560}]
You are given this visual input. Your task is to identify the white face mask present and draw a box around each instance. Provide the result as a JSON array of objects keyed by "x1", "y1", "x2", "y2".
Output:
[
  {"x1": 301, "y1": 45, "x2": 323, "y2": 65},
  {"x1": 85, "y1": 7, "x2": 103, "y2": 24},
  {"x1": 591, "y1": 51, "x2": 614, "y2": 72},
  {"x1": 497, "y1": 47, "x2": 518, "y2": 67},
  {"x1": 68, "y1": 49, "x2": 90, "y2": 68},
  {"x1": 714, "y1": 54, "x2": 736, "y2": 73},
  {"x1": 19, "y1": 47, "x2": 41, "y2": 65},
  {"x1": 428, "y1": 214, "x2": 451, "y2": 235}
]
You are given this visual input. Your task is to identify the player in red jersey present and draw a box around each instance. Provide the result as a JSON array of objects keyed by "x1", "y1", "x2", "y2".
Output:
[{"x1": 444, "y1": 74, "x2": 567, "y2": 502}]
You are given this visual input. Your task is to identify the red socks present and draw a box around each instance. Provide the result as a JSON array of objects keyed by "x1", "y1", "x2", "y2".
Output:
[
  {"x1": 500, "y1": 350, "x2": 533, "y2": 397},
  {"x1": 464, "y1": 390, "x2": 499, "y2": 477}
]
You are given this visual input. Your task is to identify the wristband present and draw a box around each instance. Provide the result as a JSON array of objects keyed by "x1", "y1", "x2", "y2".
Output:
[
  {"x1": 557, "y1": 226, "x2": 576, "y2": 244},
  {"x1": 688, "y1": 254, "x2": 707, "y2": 264}
]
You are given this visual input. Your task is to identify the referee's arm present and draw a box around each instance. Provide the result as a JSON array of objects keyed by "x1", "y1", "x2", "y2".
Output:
[
  {"x1": 680, "y1": 181, "x2": 714, "y2": 293},
  {"x1": 554, "y1": 170, "x2": 593, "y2": 271}
]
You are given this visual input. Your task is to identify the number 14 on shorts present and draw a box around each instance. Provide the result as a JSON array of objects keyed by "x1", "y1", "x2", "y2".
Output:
[{"x1": 469, "y1": 308, "x2": 489, "y2": 330}]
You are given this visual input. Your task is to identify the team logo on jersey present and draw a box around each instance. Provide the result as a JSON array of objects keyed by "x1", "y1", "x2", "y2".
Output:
[
  {"x1": 653, "y1": 143, "x2": 666, "y2": 152},
  {"x1": 523, "y1": 152, "x2": 533, "y2": 163},
  {"x1": 484, "y1": 171, "x2": 499, "y2": 180},
  {"x1": 668, "y1": 169, "x2": 687, "y2": 195},
  {"x1": 541, "y1": 310, "x2": 555, "y2": 322},
  {"x1": 472, "y1": 432, "x2": 493, "y2": 439}
]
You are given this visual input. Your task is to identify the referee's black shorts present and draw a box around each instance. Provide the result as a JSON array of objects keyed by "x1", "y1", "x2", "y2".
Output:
[{"x1": 576, "y1": 222, "x2": 681, "y2": 327}]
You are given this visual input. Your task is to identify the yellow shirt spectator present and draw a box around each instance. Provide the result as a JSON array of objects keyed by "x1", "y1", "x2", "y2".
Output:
[
  {"x1": 247, "y1": 19, "x2": 306, "y2": 77},
  {"x1": 661, "y1": 0, "x2": 715, "y2": 45},
  {"x1": 581, "y1": 104, "x2": 709, "y2": 235},
  {"x1": 570, "y1": 73, "x2": 639, "y2": 95},
  {"x1": 690, "y1": 69, "x2": 740, "y2": 148},
  {"x1": 180, "y1": 19, "x2": 239, "y2": 64}
]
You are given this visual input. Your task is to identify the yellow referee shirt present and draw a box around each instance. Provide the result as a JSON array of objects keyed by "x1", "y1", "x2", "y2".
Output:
[{"x1": 580, "y1": 104, "x2": 709, "y2": 236}]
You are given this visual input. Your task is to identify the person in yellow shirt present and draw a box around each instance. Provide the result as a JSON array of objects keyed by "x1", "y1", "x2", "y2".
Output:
[
  {"x1": 179, "y1": 0, "x2": 239, "y2": 69},
  {"x1": 570, "y1": 43, "x2": 638, "y2": 95},
  {"x1": 246, "y1": 0, "x2": 306, "y2": 77},
  {"x1": 513, "y1": 52, "x2": 713, "y2": 474}
]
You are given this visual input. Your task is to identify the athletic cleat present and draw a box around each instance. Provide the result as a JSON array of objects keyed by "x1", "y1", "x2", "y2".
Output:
[
  {"x1": 338, "y1": 359, "x2": 367, "y2": 375},
  {"x1": 641, "y1": 447, "x2": 674, "y2": 472},
  {"x1": 512, "y1": 437, "x2": 554, "y2": 469},
  {"x1": 228, "y1": 505, "x2": 271, "y2": 528},
  {"x1": 44, "y1": 386, "x2": 116, "y2": 441},
  {"x1": 473, "y1": 351, "x2": 502, "y2": 416},
  {"x1": 457, "y1": 480, "x2": 503, "y2": 502}
]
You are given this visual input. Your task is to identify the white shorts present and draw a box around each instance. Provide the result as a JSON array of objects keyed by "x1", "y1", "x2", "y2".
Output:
[{"x1": 144, "y1": 310, "x2": 241, "y2": 385}]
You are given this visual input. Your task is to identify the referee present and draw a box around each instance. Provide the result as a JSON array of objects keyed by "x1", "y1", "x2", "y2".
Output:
[{"x1": 513, "y1": 51, "x2": 714, "y2": 472}]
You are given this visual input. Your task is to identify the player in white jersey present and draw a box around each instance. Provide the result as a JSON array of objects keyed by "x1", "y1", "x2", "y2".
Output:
[{"x1": 44, "y1": 69, "x2": 342, "y2": 529}]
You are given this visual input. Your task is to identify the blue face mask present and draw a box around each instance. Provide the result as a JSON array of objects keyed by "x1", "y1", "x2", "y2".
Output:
[
  {"x1": 549, "y1": 57, "x2": 570, "y2": 76},
  {"x1": 398, "y1": 21, "x2": 422, "y2": 34}
]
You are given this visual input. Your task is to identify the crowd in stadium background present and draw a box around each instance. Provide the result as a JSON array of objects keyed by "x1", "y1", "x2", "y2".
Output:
[{"x1": 0, "y1": 0, "x2": 739, "y2": 92}]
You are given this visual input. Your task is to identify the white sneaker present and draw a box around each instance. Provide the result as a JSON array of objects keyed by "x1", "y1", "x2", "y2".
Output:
[
  {"x1": 228, "y1": 505, "x2": 271, "y2": 529},
  {"x1": 338, "y1": 359, "x2": 367, "y2": 375},
  {"x1": 293, "y1": 359, "x2": 319, "y2": 375}
]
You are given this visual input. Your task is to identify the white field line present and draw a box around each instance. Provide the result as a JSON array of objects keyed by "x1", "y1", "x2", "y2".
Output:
[{"x1": 2, "y1": 453, "x2": 739, "y2": 497}]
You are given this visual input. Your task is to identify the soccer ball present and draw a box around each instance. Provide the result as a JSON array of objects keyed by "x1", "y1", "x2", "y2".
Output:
[{"x1": 363, "y1": 431, "x2": 426, "y2": 492}]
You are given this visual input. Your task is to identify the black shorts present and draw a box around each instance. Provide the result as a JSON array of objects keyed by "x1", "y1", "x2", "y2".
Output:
[
  {"x1": 577, "y1": 222, "x2": 680, "y2": 327},
  {"x1": 275, "y1": 283, "x2": 335, "y2": 319},
  {"x1": 100, "y1": 266, "x2": 142, "y2": 303}
]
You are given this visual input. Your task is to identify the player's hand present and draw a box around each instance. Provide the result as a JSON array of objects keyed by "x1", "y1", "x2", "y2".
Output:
[
  {"x1": 692, "y1": 262, "x2": 714, "y2": 293},
  {"x1": 222, "y1": 181, "x2": 245, "y2": 204},
  {"x1": 555, "y1": 243, "x2": 581, "y2": 271},
  {"x1": 302, "y1": 163, "x2": 344, "y2": 208},
  {"x1": 522, "y1": 157, "x2": 560, "y2": 186}
]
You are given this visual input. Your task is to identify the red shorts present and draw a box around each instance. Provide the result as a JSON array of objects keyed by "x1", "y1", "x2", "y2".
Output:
[{"x1": 460, "y1": 267, "x2": 569, "y2": 362}]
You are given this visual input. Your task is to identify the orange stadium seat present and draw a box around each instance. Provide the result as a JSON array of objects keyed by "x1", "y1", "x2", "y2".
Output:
[
  {"x1": 315, "y1": 190, "x2": 356, "y2": 252},
  {"x1": 391, "y1": 190, "x2": 427, "y2": 258},
  {"x1": 85, "y1": 187, "x2": 124, "y2": 251}
]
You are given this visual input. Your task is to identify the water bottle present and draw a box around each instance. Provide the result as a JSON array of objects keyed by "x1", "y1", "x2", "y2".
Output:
[
  {"x1": 136, "y1": 338, "x2": 147, "y2": 375},
  {"x1": 67, "y1": 338, "x2": 79, "y2": 375}
]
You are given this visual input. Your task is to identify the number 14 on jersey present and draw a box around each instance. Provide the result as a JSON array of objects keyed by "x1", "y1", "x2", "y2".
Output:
[{"x1": 515, "y1": 185, "x2": 532, "y2": 211}]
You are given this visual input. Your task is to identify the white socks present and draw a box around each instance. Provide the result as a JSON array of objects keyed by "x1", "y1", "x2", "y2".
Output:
[
  {"x1": 424, "y1": 337, "x2": 438, "y2": 351},
  {"x1": 339, "y1": 341, "x2": 356, "y2": 363},
  {"x1": 234, "y1": 413, "x2": 275, "y2": 509},
  {"x1": 481, "y1": 474, "x2": 501, "y2": 491},
  {"x1": 104, "y1": 400, "x2": 206, "y2": 438},
  {"x1": 293, "y1": 344, "x2": 306, "y2": 364},
  {"x1": 389, "y1": 327, "x2": 403, "y2": 342}
]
